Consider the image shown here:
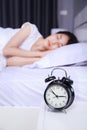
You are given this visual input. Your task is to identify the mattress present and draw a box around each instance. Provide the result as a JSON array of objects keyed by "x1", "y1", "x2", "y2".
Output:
[{"x1": 0, "y1": 66, "x2": 87, "y2": 106}]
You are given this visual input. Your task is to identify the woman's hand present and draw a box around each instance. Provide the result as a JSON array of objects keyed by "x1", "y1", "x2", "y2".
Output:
[{"x1": 30, "y1": 50, "x2": 51, "y2": 58}]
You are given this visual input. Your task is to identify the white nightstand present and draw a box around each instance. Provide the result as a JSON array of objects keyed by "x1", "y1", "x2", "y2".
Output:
[
  {"x1": 37, "y1": 101, "x2": 87, "y2": 130},
  {"x1": 0, "y1": 107, "x2": 40, "y2": 130}
]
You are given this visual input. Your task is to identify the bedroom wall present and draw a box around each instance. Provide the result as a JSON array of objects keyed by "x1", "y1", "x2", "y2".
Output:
[{"x1": 57, "y1": 0, "x2": 74, "y2": 32}]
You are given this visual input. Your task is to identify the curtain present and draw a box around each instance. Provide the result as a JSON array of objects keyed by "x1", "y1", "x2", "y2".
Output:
[{"x1": 0, "y1": 0, "x2": 58, "y2": 37}]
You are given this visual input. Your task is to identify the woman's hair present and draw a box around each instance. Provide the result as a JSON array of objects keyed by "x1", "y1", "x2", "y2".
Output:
[{"x1": 57, "y1": 31, "x2": 79, "y2": 44}]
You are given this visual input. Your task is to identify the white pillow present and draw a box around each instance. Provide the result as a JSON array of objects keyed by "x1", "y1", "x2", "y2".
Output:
[
  {"x1": 51, "y1": 28, "x2": 67, "y2": 34},
  {"x1": 24, "y1": 43, "x2": 87, "y2": 68}
]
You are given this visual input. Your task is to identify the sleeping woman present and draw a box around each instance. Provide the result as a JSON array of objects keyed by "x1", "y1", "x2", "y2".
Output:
[{"x1": 0, "y1": 22, "x2": 78, "y2": 69}]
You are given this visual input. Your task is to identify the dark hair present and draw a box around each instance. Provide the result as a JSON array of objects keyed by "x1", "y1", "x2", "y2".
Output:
[{"x1": 57, "y1": 31, "x2": 79, "y2": 45}]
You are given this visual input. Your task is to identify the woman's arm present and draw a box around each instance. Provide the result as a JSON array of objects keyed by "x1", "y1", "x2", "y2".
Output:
[
  {"x1": 7, "y1": 56, "x2": 40, "y2": 66},
  {"x1": 3, "y1": 47, "x2": 49, "y2": 58},
  {"x1": 4, "y1": 23, "x2": 31, "y2": 48},
  {"x1": 3, "y1": 23, "x2": 49, "y2": 58},
  {"x1": 3, "y1": 23, "x2": 31, "y2": 57}
]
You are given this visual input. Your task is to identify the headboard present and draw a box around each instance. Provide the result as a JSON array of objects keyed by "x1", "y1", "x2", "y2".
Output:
[{"x1": 74, "y1": 5, "x2": 87, "y2": 42}]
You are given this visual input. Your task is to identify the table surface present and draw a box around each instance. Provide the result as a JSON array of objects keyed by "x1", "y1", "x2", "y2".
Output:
[{"x1": 37, "y1": 101, "x2": 87, "y2": 130}]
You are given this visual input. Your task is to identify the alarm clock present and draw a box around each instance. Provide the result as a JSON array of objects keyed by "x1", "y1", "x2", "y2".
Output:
[{"x1": 44, "y1": 68, "x2": 75, "y2": 111}]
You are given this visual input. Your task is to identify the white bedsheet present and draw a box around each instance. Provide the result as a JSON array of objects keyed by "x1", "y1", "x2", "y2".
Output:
[{"x1": 0, "y1": 66, "x2": 87, "y2": 106}]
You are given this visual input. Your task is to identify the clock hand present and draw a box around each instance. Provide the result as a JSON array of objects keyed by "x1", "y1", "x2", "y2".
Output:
[
  {"x1": 51, "y1": 89, "x2": 67, "y2": 98},
  {"x1": 51, "y1": 89, "x2": 58, "y2": 98},
  {"x1": 58, "y1": 96, "x2": 66, "y2": 97}
]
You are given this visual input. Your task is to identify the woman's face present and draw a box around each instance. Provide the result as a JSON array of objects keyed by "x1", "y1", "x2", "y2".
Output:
[{"x1": 45, "y1": 33, "x2": 70, "y2": 50}]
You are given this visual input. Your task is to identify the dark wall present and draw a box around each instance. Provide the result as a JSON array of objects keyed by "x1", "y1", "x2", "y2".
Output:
[{"x1": 0, "y1": 0, "x2": 58, "y2": 37}]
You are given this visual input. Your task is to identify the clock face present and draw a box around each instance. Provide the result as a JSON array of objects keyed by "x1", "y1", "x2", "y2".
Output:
[{"x1": 44, "y1": 83, "x2": 69, "y2": 109}]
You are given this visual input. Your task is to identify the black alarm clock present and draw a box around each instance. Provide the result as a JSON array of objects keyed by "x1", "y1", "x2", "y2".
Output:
[{"x1": 44, "y1": 68, "x2": 75, "y2": 111}]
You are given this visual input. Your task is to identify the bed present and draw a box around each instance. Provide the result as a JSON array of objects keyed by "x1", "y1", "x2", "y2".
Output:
[
  {"x1": 0, "y1": 42, "x2": 87, "y2": 106},
  {"x1": 0, "y1": 14, "x2": 87, "y2": 130},
  {"x1": 0, "y1": 41, "x2": 87, "y2": 130}
]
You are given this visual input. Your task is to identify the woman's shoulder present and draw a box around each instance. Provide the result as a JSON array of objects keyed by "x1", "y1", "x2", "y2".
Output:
[
  {"x1": 21, "y1": 22, "x2": 30, "y2": 28},
  {"x1": 21, "y1": 22, "x2": 42, "y2": 37},
  {"x1": 21, "y1": 22, "x2": 36, "y2": 29}
]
